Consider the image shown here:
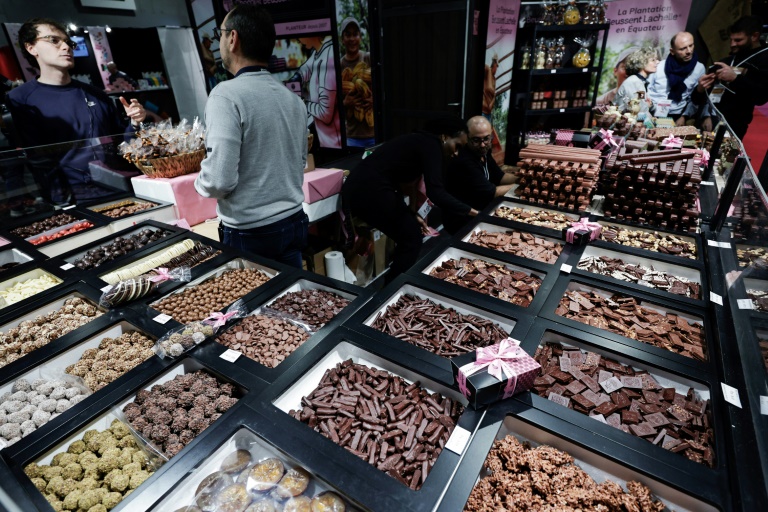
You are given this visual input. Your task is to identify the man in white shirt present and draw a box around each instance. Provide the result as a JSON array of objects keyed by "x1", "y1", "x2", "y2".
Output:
[{"x1": 647, "y1": 32, "x2": 712, "y2": 131}]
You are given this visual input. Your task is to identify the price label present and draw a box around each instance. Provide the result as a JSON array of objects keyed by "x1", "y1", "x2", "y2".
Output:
[
  {"x1": 701, "y1": 181, "x2": 715, "y2": 186},
  {"x1": 445, "y1": 425, "x2": 471, "y2": 454},
  {"x1": 153, "y1": 313, "x2": 172, "y2": 324},
  {"x1": 582, "y1": 68, "x2": 588, "y2": 72},
  {"x1": 100, "y1": 285, "x2": 113, "y2": 293},
  {"x1": 62, "y1": 205, "x2": 76, "y2": 210},
  {"x1": 761, "y1": 396, "x2": 768, "y2": 415},
  {"x1": 220, "y1": 349, "x2": 242, "y2": 363},
  {"x1": 737, "y1": 299, "x2": 755, "y2": 310},
  {"x1": 551, "y1": 69, "x2": 556, "y2": 74},
  {"x1": 719, "y1": 242, "x2": 732, "y2": 249},
  {"x1": 560, "y1": 264, "x2": 572, "y2": 273},
  {"x1": 721, "y1": 383, "x2": 742, "y2": 408},
  {"x1": 60, "y1": 263, "x2": 75, "y2": 270},
  {"x1": 559, "y1": 108, "x2": 565, "y2": 113},
  {"x1": 417, "y1": 200, "x2": 432, "y2": 219},
  {"x1": 707, "y1": 239, "x2": 719, "y2": 247},
  {"x1": 0, "y1": 438, "x2": 6, "y2": 450},
  {"x1": 709, "y1": 292, "x2": 723, "y2": 305}
]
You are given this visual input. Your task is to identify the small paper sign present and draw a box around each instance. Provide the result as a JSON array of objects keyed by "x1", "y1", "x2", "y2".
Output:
[
  {"x1": 444, "y1": 425, "x2": 471, "y2": 454},
  {"x1": 417, "y1": 200, "x2": 432, "y2": 219},
  {"x1": 373, "y1": 229, "x2": 381, "y2": 242},
  {"x1": 153, "y1": 313, "x2": 172, "y2": 324},
  {"x1": 701, "y1": 181, "x2": 715, "y2": 186},
  {"x1": 721, "y1": 383, "x2": 742, "y2": 408},
  {"x1": 220, "y1": 349, "x2": 242, "y2": 362},
  {"x1": 100, "y1": 285, "x2": 113, "y2": 293},
  {"x1": 719, "y1": 242, "x2": 732, "y2": 249},
  {"x1": 560, "y1": 264, "x2": 572, "y2": 273},
  {"x1": 761, "y1": 396, "x2": 768, "y2": 415},
  {"x1": 550, "y1": 69, "x2": 556, "y2": 74},
  {"x1": 737, "y1": 299, "x2": 755, "y2": 310},
  {"x1": 707, "y1": 240, "x2": 720, "y2": 247},
  {"x1": 60, "y1": 263, "x2": 75, "y2": 270},
  {"x1": 709, "y1": 292, "x2": 723, "y2": 305}
]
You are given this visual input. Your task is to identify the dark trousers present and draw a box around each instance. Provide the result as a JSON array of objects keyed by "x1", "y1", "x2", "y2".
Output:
[
  {"x1": 343, "y1": 183, "x2": 422, "y2": 282},
  {"x1": 219, "y1": 210, "x2": 309, "y2": 269}
]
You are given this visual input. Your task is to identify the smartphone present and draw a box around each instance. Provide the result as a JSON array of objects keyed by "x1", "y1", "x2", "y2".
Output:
[{"x1": 708, "y1": 64, "x2": 722, "y2": 74}]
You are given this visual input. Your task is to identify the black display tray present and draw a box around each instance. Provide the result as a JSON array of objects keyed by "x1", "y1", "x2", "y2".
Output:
[
  {"x1": 0, "y1": 261, "x2": 74, "y2": 320},
  {"x1": 438, "y1": 399, "x2": 732, "y2": 512},
  {"x1": 406, "y1": 241, "x2": 557, "y2": 317},
  {"x1": 478, "y1": 196, "x2": 586, "y2": 238},
  {"x1": 248, "y1": 326, "x2": 485, "y2": 512},
  {"x1": 48, "y1": 219, "x2": 187, "y2": 280},
  {"x1": 539, "y1": 273, "x2": 716, "y2": 374},
  {"x1": 84, "y1": 195, "x2": 176, "y2": 227},
  {"x1": 0, "y1": 243, "x2": 47, "y2": 280},
  {"x1": 202, "y1": 270, "x2": 372, "y2": 384},
  {"x1": 564, "y1": 240, "x2": 708, "y2": 309},
  {"x1": 0, "y1": 206, "x2": 110, "y2": 255},
  {"x1": 343, "y1": 272, "x2": 535, "y2": 387},
  {"x1": 587, "y1": 218, "x2": 705, "y2": 266}
]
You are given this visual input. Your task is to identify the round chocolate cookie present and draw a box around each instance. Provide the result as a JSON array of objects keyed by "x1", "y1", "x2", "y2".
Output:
[
  {"x1": 216, "y1": 483, "x2": 252, "y2": 512},
  {"x1": 245, "y1": 499, "x2": 279, "y2": 512},
  {"x1": 273, "y1": 467, "x2": 310, "y2": 499},
  {"x1": 220, "y1": 449, "x2": 252, "y2": 474},
  {"x1": 246, "y1": 458, "x2": 284, "y2": 493},
  {"x1": 310, "y1": 492, "x2": 346, "y2": 512},
  {"x1": 283, "y1": 496, "x2": 311, "y2": 512}
]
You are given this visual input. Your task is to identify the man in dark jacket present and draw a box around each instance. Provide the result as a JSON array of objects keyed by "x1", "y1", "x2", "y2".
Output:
[{"x1": 694, "y1": 15, "x2": 768, "y2": 139}]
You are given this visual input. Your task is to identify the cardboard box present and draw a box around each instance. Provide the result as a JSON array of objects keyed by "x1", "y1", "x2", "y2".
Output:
[{"x1": 301, "y1": 168, "x2": 343, "y2": 204}]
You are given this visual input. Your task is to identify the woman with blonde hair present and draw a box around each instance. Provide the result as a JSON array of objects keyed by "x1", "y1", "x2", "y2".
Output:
[{"x1": 615, "y1": 47, "x2": 660, "y2": 112}]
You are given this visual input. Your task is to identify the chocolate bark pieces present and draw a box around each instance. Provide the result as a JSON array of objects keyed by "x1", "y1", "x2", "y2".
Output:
[
  {"x1": 467, "y1": 229, "x2": 563, "y2": 263},
  {"x1": 599, "y1": 226, "x2": 697, "y2": 259},
  {"x1": 578, "y1": 255, "x2": 701, "y2": 299},
  {"x1": 493, "y1": 206, "x2": 575, "y2": 230}
]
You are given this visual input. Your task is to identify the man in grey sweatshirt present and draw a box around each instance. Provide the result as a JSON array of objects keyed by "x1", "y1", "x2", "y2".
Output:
[{"x1": 195, "y1": 4, "x2": 309, "y2": 268}]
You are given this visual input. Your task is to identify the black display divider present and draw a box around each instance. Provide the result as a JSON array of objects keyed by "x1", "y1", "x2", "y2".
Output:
[
  {"x1": 343, "y1": 272, "x2": 536, "y2": 387},
  {"x1": 201, "y1": 269, "x2": 373, "y2": 384},
  {"x1": 247, "y1": 326, "x2": 485, "y2": 512},
  {"x1": 538, "y1": 272, "x2": 716, "y2": 374},
  {"x1": 563, "y1": 240, "x2": 709, "y2": 309},
  {"x1": 47, "y1": 219, "x2": 187, "y2": 280},
  {"x1": 0, "y1": 261, "x2": 75, "y2": 321},
  {"x1": 405, "y1": 239, "x2": 557, "y2": 317},
  {"x1": 437, "y1": 398, "x2": 732, "y2": 512},
  {"x1": 698, "y1": 181, "x2": 720, "y2": 222},
  {"x1": 511, "y1": 318, "x2": 731, "y2": 500},
  {"x1": 709, "y1": 226, "x2": 768, "y2": 508}
]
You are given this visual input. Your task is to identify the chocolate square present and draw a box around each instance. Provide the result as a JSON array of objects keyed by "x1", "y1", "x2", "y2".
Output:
[
  {"x1": 642, "y1": 390, "x2": 661, "y2": 404},
  {"x1": 644, "y1": 412, "x2": 670, "y2": 427},
  {"x1": 594, "y1": 401, "x2": 618, "y2": 416},
  {"x1": 611, "y1": 390, "x2": 631, "y2": 409},
  {"x1": 565, "y1": 380, "x2": 587, "y2": 395},
  {"x1": 548, "y1": 392, "x2": 571, "y2": 407},
  {"x1": 620, "y1": 376, "x2": 644, "y2": 389},
  {"x1": 630, "y1": 422, "x2": 658, "y2": 437},
  {"x1": 581, "y1": 375, "x2": 601, "y2": 393},
  {"x1": 606, "y1": 413, "x2": 622, "y2": 428},
  {"x1": 559, "y1": 356, "x2": 572, "y2": 371},
  {"x1": 568, "y1": 367, "x2": 587, "y2": 380},
  {"x1": 621, "y1": 410, "x2": 641, "y2": 424},
  {"x1": 600, "y1": 376, "x2": 624, "y2": 394},
  {"x1": 572, "y1": 393, "x2": 596, "y2": 409},
  {"x1": 598, "y1": 370, "x2": 613, "y2": 384}
]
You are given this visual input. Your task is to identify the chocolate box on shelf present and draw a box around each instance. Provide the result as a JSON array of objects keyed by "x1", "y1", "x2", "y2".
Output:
[
  {"x1": 344, "y1": 273, "x2": 534, "y2": 385},
  {"x1": 252, "y1": 328, "x2": 485, "y2": 512},
  {"x1": 539, "y1": 275, "x2": 715, "y2": 372},
  {"x1": 568, "y1": 243, "x2": 707, "y2": 307},
  {"x1": 438, "y1": 403, "x2": 728, "y2": 512}
]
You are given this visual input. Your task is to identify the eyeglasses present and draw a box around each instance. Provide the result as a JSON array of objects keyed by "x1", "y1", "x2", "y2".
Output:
[
  {"x1": 469, "y1": 135, "x2": 492, "y2": 145},
  {"x1": 212, "y1": 27, "x2": 232, "y2": 41},
  {"x1": 36, "y1": 35, "x2": 77, "y2": 49}
]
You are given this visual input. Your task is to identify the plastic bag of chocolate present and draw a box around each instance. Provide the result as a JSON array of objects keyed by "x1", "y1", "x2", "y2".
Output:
[
  {"x1": 99, "y1": 267, "x2": 192, "y2": 308},
  {"x1": 154, "y1": 299, "x2": 250, "y2": 358}
]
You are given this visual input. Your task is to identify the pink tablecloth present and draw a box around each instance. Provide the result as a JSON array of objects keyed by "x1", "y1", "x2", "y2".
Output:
[{"x1": 131, "y1": 172, "x2": 217, "y2": 226}]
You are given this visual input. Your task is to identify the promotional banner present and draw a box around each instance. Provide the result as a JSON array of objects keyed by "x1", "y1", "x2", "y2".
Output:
[
  {"x1": 87, "y1": 26, "x2": 114, "y2": 89},
  {"x1": 484, "y1": 0, "x2": 521, "y2": 165},
  {"x1": 597, "y1": 0, "x2": 693, "y2": 101}
]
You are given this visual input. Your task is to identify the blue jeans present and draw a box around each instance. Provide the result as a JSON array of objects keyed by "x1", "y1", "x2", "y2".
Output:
[
  {"x1": 220, "y1": 210, "x2": 309, "y2": 268},
  {"x1": 347, "y1": 137, "x2": 376, "y2": 148}
]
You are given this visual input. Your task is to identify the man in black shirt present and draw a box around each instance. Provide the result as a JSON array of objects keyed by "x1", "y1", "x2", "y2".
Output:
[
  {"x1": 694, "y1": 15, "x2": 768, "y2": 139},
  {"x1": 444, "y1": 116, "x2": 514, "y2": 232}
]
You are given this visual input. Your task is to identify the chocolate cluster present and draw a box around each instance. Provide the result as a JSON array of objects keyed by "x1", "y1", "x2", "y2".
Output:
[
  {"x1": 24, "y1": 420, "x2": 154, "y2": 512},
  {"x1": 0, "y1": 297, "x2": 102, "y2": 368},
  {"x1": 11, "y1": 213, "x2": 78, "y2": 238},
  {"x1": 267, "y1": 289, "x2": 350, "y2": 330},
  {"x1": 534, "y1": 342, "x2": 715, "y2": 467},
  {"x1": 122, "y1": 370, "x2": 238, "y2": 458},
  {"x1": 92, "y1": 200, "x2": 157, "y2": 219},
  {"x1": 73, "y1": 228, "x2": 172, "y2": 270},
  {"x1": 464, "y1": 436, "x2": 665, "y2": 511},
  {"x1": 602, "y1": 148, "x2": 701, "y2": 232},
  {"x1": 289, "y1": 359, "x2": 463, "y2": 490},
  {"x1": 600, "y1": 225, "x2": 697, "y2": 259},
  {"x1": 428, "y1": 257, "x2": 542, "y2": 307},
  {"x1": 371, "y1": 294, "x2": 508, "y2": 357},
  {"x1": 578, "y1": 256, "x2": 701, "y2": 299},
  {"x1": 555, "y1": 290, "x2": 707, "y2": 361},
  {"x1": 216, "y1": 315, "x2": 310, "y2": 368},
  {"x1": 152, "y1": 268, "x2": 271, "y2": 323},
  {"x1": 493, "y1": 205, "x2": 575, "y2": 230},
  {"x1": 737, "y1": 246, "x2": 768, "y2": 269},
  {"x1": 65, "y1": 331, "x2": 155, "y2": 391},
  {"x1": 467, "y1": 229, "x2": 563, "y2": 264}
]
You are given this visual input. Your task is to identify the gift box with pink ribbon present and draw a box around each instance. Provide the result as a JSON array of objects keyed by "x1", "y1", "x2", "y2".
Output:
[
  {"x1": 562, "y1": 217, "x2": 602, "y2": 246},
  {"x1": 451, "y1": 338, "x2": 540, "y2": 409},
  {"x1": 588, "y1": 128, "x2": 620, "y2": 155}
]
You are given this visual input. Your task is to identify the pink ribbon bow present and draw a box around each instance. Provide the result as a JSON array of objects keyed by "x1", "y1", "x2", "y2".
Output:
[
  {"x1": 566, "y1": 218, "x2": 602, "y2": 243},
  {"x1": 457, "y1": 338, "x2": 528, "y2": 400},
  {"x1": 148, "y1": 268, "x2": 172, "y2": 283},
  {"x1": 599, "y1": 128, "x2": 618, "y2": 147},
  {"x1": 204, "y1": 310, "x2": 238, "y2": 328},
  {"x1": 662, "y1": 135, "x2": 683, "y2": 148}
]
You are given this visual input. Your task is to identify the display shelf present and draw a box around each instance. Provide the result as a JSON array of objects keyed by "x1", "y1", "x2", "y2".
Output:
[
  {"x1": 343, "y1": 273, "x2": 535, "y2": 385},
  {"x1": 250, "y1": 327, "x2": 485, "y2": 512},
  {"x1": 539, "y1": 273, "x2": 716, "y2": 373},
  {"x1": 517, "y1": 105, "x2": 592, "y2": 116}
]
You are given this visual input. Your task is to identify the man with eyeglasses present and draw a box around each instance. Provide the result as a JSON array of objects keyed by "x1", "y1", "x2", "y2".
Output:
[
  {"x1": 195, "y1": 6, "x2": 309, "y2": 268},
  {"x1": 7, "y1": 18, "x2": 146, "y2": 206},
  {"x1": 443, "y1": 116, "x2": 514, "y2": 232}
]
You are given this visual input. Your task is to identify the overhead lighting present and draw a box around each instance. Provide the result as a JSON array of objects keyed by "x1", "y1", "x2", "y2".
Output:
[
  {"x1": 69, "y1": 23, "x2": 78, "y2": 32},
  {"x1": 106, "y1": 25, "x2": 112, "y2": 33}
]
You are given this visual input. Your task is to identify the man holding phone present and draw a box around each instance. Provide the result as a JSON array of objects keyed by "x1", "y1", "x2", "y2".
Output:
[{"x1": 694, "y1": 15, "x2": 768, "y2": 139}]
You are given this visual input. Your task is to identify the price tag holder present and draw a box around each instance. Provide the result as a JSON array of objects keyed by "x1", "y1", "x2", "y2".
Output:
[
  {"x1": 62, "y1": 205, "x2": 76, "y2": 210},
  {"x1": 761, "y1": 396, "x2": 768, "y2": 415},
  {"x1": 560, "y1": 264, "x2": 572, "y2": 273},
  {"x1": 220, "y1": 349, "x2": 242, "y2": 363},
  {"x1": 721, "y1": 383, "x2": 742, "y2": 408},
  {"x1": 153, "y1": 313, "x2": 172, "y2": 324},
  {"x1": 709, "y1": 292, "x2": 723, "y2": 306},
  {"x1": 60, "y1": 263, "x2": 75, "y2": 270},
  {"x1": 445, "y1": 425, "x2": 471, "y2": 454},
  {"x1": 559, "y1": 108, "x2": 565, "y2": 113},
  {"x1": 737, "y1": 299, "x2": 755, "y2": 310}
]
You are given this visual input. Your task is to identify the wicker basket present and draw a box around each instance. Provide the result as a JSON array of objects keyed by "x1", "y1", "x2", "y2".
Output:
[{"x1": 133, "y1": 148, "x2": 206, "y2": 179}]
